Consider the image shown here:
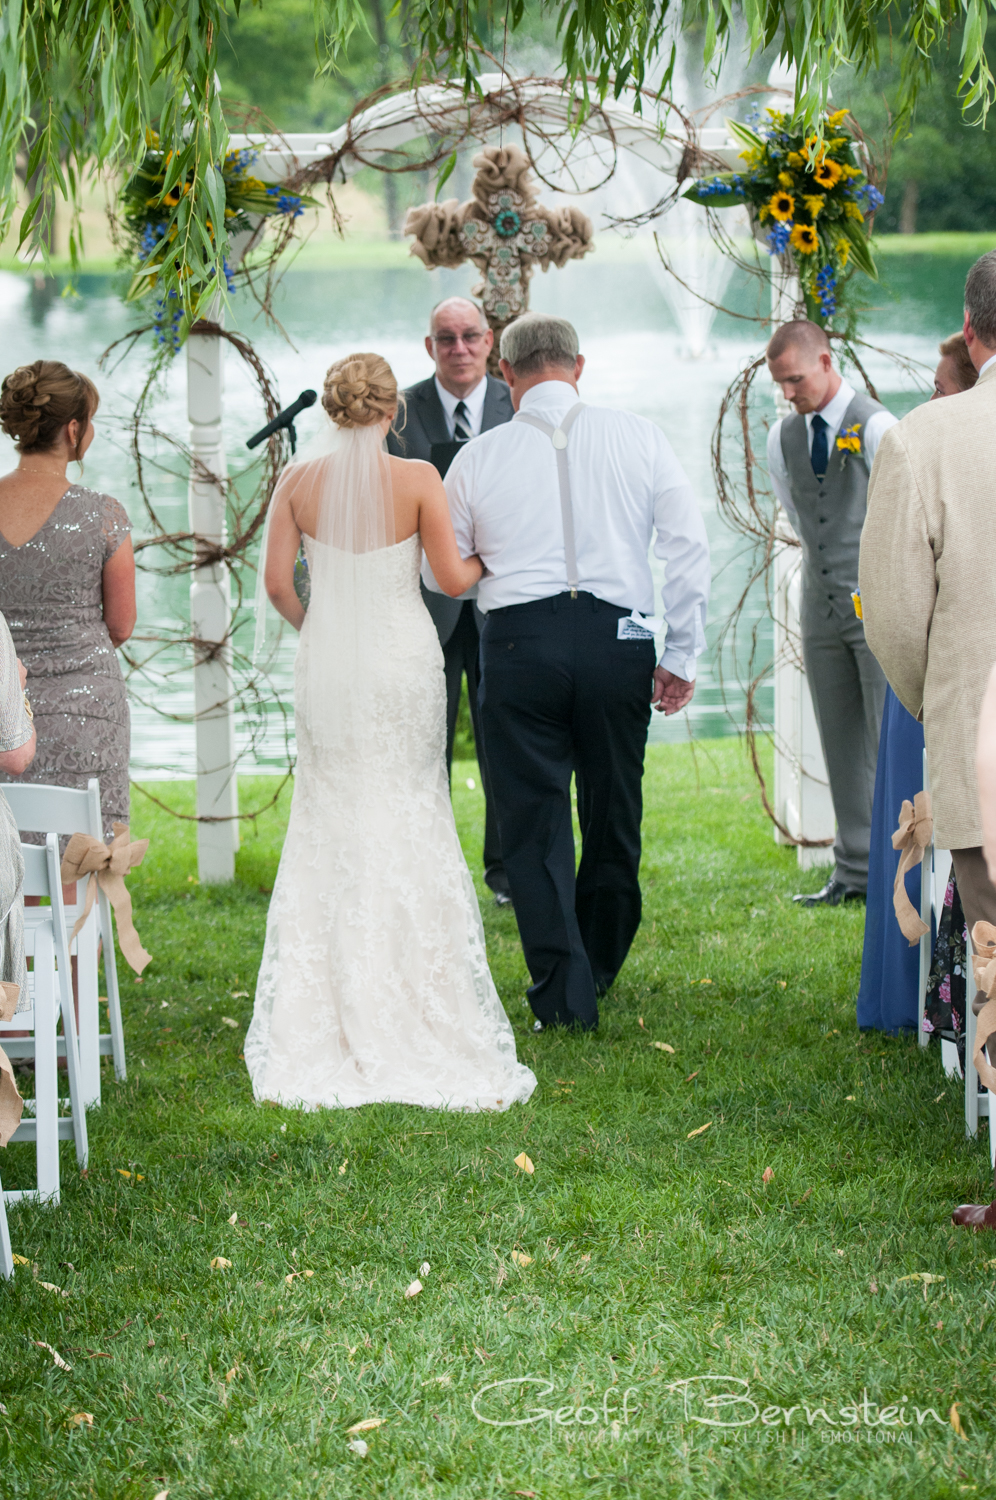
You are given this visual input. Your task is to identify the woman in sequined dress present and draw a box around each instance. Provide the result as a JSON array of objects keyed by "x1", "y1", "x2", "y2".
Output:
[{"x1": 0, "y1": 362, "x2": 135, "y2": 839}]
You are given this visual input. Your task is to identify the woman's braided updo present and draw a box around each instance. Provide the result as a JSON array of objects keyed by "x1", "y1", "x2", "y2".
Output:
[
  {"x1": 0, "y1": 360, "x2": 99, "y2": 456},
  {"x1": 322, "y1": 353, "x2": 398, "y2": 429}
]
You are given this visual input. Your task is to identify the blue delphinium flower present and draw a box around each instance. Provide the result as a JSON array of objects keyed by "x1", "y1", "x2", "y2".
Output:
[
  {"x1": 153, "y1": 288, "x2": 183, "y2": 352},
  {"x1": 139, "y1": 221, "x2": 167, "y2": 259},
  {"x1": 766, "y1": 220, "x2": 792, "y2": 255},
  {"x1": 816, "y1": 263, "x2": 837, "y2": 317},
  {"x1": 859, "y1": 183, "x2": 885, "y2": 211}
]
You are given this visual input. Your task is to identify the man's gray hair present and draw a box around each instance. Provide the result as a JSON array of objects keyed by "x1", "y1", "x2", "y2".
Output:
[
  {"x1": 429, "y1": 297, "x2": 488, "y2": 333},
  {"x1": 499, "y1": 312, "x2": 579, "y2": 375},
  {"x1": 965, "y1": 251, "x2": 996, "y2": 347}
]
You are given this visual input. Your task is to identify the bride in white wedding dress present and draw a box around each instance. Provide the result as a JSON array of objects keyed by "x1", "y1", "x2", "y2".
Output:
[{"x1": 244, "y1": 352, "x2": 536, "y2": 1112}]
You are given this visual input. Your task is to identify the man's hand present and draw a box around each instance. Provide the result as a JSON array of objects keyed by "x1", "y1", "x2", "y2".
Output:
[{"x1": 652, "y1": 666, "x2": 695, "y2": 715}]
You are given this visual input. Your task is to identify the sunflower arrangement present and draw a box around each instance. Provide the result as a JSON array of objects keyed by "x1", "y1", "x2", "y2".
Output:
[
  {"x1": 683, "y1": 108, "x2": 883, "y2": 326},
  {"x1": 119, "y1": 136, "x2": 318, "y2": 346}
]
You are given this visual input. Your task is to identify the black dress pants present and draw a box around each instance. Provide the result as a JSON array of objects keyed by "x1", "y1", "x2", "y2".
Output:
[
  {"x1": 443, "y1": 600, "x2": 506, "y2": 894},
  {"x1": 479, "y1": 592, "x2": 656, "y2": 1030}
]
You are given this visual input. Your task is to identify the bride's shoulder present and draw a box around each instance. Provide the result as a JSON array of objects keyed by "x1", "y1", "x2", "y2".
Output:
[{"x1": 388, "y1": 454, "x2": 441, "y2": 487}]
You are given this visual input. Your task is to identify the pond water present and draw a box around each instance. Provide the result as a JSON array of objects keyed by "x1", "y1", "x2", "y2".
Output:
[{"x1": 0, "y1": 241, "x2": 974, "y2": 778}]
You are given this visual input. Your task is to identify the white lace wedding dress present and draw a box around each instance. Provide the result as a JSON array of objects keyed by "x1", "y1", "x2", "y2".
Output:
[{"x1": 244, "y1": 530, "x2": 536, "y2": 1112}]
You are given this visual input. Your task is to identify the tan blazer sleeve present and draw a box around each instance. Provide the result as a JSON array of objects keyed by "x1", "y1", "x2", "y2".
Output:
[{"x1": 858, "y1": 425, "x2": 936, "y2": 719}]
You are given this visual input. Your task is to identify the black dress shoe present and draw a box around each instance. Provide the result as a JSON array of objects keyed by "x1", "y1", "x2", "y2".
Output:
[
  {"x1": 494, "y1": 890, "x2": 514, "y2": 910},
  {"x1": 793, "y1": 879, "x2": 865, "y2": 908}
]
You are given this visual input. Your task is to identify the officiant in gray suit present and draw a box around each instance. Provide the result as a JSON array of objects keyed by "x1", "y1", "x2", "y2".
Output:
[{"x1": 388, "y1": 296, "x2": 513, "y2": 904}]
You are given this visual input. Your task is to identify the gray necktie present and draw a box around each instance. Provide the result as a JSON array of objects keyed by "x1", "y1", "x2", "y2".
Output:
[{"x1": 453, "y1": 400, "x2": 472, "y2": 442}]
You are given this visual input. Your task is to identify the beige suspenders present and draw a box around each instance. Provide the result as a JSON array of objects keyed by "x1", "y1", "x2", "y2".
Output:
[{"x1": 513, "y1": 401, "x2": 586, "y2": 599}]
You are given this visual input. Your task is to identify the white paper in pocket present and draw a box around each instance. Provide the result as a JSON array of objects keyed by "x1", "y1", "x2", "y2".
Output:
[{"x1": 617, "y1": 611, "x2": 662, "y2": 641}]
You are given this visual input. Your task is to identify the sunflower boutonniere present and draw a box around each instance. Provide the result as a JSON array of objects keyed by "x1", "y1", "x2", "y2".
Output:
[{"x1": 836, "y1": 422, "x2": 862, "y2": 466}]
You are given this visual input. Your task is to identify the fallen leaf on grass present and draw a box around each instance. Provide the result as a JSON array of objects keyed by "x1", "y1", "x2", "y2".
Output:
[
  {"x1": 33, "y1": 1342, "x2": 71, "y2": 1371},
  {"x1": 210, "y1": 1257, "x2": 232, "y2": 1271},
  {"x1": 338, "y1": 1159, "x2": 348, "y2": 1176},
  {"x1": 778, "y1": 981, "x2": 787, "y2": 990},
  {"x1": 934, "y1": 1092, "x2": 946, "y2": 1103},
  {"x1": 67, "y1": 1412, "x2": 93, "y2": 1428},
  {"x1": 844, "y1": 1095, "x2": 856, "y2": 1102},
  {"x1": 687, "y1": 1122, "x2": 712, "y2": 1139},
  {"x1": 762, "y1": 1167, "x2": 774, "y2": 1185},
  {"x1": 220, "y1": 1017, "x2": 238, "y2": 1028},
  {"x1": 11, "y1": 1254, "x2": 28, "y2": 1266},
  {"x1": 227, "y1": 1212, "x2": 238, "y2": 1225},
  {"x1": 950, "y1": 1402, "x2": 967, "y2": 1439},
  {"x1": 116, "y1": 1169, "x2": 145, "y2": 1181},
  {"x1": 638, "y1": 1017, "x2": 645, "y2": 1029},
  {"x1": 869, "y1": 1279, "x2": 879, "y2": 1294},
  {"x1": 347, "y1": 1418, "x2": 384, "y2": 1434},
  {"x1": 698, "y1": 979, "x2": 713, "y2": 985},
  {"x1": 152, "y1": 1492, "x2": 169, "y2": 1500},
  {"x1": 421, "y1": 1374, "x2": 452, "y2": 1387},
  {"x1": 515, "y1": 1492, "x2": 538, "y2": 1498},
  {"x1": 38, "y1": 1282, "x2": 69, "y2": 1297},
  {"x1": 404, "y1": 1279, "x2": 423, "y2": 1299},
  {"x1": 684, "y1": 1071, "x2": 699, "y2": 1083},
  {"x1": 514, "y1": 1152, "x2": 534, "y2": 1175},
  {"x1": 230, "y1": 991, "x2": 248, "y2": 999},
  {"x1": 510, "y1": 1251, "x2": 533, "y2": 1268},
  {"x1": 225, "y1": 1366, "x2": 239, "y2": 1383},
  {"x1": 653, "y1": 1042, "x2": 675, "y2": 1054},
  {"x1": 896, "y1": 1272, "x2": 945, "y2": 1285},
  {"x1": 285, "y1": 1270, "x2": 315, "y2": 1285},
  {"x1": 419, "y1": 1261, "x2": 430, "y2": 1277},
  {"x1": 347, "y1": 1439, "x2": 368, "y2": 1457}
]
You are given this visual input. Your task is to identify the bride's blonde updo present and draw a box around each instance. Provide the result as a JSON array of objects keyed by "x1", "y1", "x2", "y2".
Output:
[{"x1": 323, "y1": 353, "x2": 398, "y2": 429}]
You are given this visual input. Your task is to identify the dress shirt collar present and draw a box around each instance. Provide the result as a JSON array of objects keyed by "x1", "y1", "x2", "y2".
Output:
[
  {"x1": 434, "y1": 374, "x2": 488, "y2": 438},
  {"x1": 805, "y1": 376, "x2": 855, "y2": 440},
  {"x1": 518, "y1": 379, "x2": 582, "y2": 420},
  {"x1": 978, "y1": 352, "x2": 996, "y2": 380}
]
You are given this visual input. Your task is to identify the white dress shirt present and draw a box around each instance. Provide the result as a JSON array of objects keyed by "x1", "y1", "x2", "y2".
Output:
[
  {"x1": 434, "y1": 374, "x2": 488, "y2": 439},
  {"x1": 435, "y1": 380, "x2": 711, "y2": 680},
  {"x1": 978, "y1": 352, "x2": 996, "y2": 379},
  {"x1": 766, "y1": 377, "x2": 898, "y2": 531}
]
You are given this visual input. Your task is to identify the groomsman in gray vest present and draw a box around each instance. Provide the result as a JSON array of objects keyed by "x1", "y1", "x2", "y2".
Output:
[
  {"x1": 388, "y1": 296, "x2": 514, "y2": 904},
  {"x1": 766, "y1": 319, "x2": 898, "y2": 906}
]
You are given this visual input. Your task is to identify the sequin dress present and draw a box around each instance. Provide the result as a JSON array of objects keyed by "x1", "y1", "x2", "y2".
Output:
[{"x1": 0, "y1": 484, "x2": 131, "y2": 840}]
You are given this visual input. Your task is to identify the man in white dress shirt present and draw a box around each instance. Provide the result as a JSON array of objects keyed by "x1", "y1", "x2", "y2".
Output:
[
  {"x1": 766, "y1": 320, "x2": 898, "y2": 907},
  {"x1": 439, "y1": 311, "x2": 710, "y2": 1031}
]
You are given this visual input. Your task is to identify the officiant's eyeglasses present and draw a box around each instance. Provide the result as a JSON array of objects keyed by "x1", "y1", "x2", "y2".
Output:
[{"x1": 432, "y1": 331, "x2": 486, "y2": 349}]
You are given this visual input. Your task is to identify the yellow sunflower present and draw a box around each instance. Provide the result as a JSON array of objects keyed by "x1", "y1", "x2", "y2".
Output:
[
  {"x1": 813, "y1": 158, "x2": 843, "y2": 189},
  {"x1": 790, "y1": 223, "x2": 819, "y2": 255},
  {"x1": 767, "y1": 190, "x2": 795, "y2": 222},
  {"x1": 802, "y1": 194, "x2": 826, "y2": 219}
]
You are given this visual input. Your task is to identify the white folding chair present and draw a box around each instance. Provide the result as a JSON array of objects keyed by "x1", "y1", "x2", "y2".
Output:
[
  {"x1": 0, "y1": 779, "x2": 125, "y2": 1107},
  {"x1": 0, "y1": 837, "x2": 88, "y2": 1205},
  {"x1": 0, "y1": 1161, "x2": 12, "y2": 1276}
]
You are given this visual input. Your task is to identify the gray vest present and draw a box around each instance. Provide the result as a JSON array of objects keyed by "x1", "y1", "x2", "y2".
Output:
[{"x1": 780, "y1": 389, "x2": 884, "y2": 623}]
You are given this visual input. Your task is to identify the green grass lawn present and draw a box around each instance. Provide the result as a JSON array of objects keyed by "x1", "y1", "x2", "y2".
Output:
[{"x1": 0, "y1": 739, "x2": 992, "y2": 1498}]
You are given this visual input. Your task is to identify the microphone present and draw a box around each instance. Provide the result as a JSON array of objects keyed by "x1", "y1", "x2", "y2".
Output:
[{"x1": 246, "y1": 389, "x2": 317, "y2": 455}]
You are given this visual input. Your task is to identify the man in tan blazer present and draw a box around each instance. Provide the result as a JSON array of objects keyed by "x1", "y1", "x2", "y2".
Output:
[{"x1": 860, "y1": 249, "x2": 996, "y2": 1228}]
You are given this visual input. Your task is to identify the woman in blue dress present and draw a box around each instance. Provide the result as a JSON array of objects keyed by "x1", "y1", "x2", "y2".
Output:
[{"x1": 856, "y1": 333, "x2": 977, "y2": 1032}]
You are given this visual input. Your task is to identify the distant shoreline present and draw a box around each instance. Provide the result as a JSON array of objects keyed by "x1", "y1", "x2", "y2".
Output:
[{"x1": 3, "y1": 228, "x2": 995, "y2": 281}]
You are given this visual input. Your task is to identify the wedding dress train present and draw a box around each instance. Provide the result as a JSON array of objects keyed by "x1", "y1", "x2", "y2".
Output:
[{"x1": 245, "y1": 530, "x2": 536, "y2": 1111}]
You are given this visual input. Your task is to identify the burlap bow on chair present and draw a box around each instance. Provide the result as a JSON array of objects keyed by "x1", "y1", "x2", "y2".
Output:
[
  {"x1": 891, "y1": 791, "x2": 933, "y2": 944},
  {"x1": 0, "y1": 979, "x2": 21, "y2": 1148},
  {"x1": 60, "y1": 823, "x2": 151, "y2": 975}
]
